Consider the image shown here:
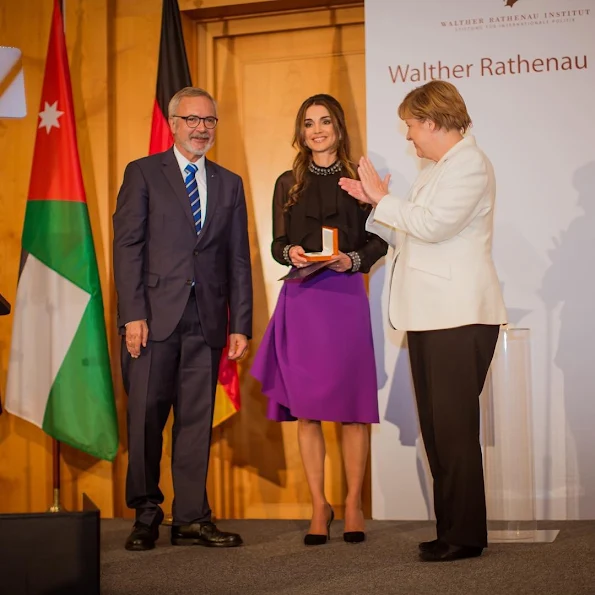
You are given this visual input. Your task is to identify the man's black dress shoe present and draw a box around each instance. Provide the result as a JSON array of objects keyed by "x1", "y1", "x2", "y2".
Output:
[
  {"x1": 419, "y1": 542, "x2": 483, "y2": 562},
  {"x1": 125, "y1": 522, "x2": 159, "y2": 551},
  {"x1": 125, "y1": 510, "x2": 164, "y2": 551},
  {"x1": 418, "y1": 538, "x2": 444, "y2": 553},
  {"x1": 171, "y1": 522, "x2": 243, "y2": 547}
]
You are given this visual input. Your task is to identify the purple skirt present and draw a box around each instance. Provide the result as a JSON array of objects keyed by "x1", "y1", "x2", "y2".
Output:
[{"x1": 251, "y1": 268, "x2": 380, "y2": 423}]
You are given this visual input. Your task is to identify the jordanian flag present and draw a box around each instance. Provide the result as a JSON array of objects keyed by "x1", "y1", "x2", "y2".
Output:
[
  {"x1": 149, "y1": 0, "x2": 241, "y2": 426},
  {"x1": 4, "y1": 0, "x2": 118, "y2": 461}
]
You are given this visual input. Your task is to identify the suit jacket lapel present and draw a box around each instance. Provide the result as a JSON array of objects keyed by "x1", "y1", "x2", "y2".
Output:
[
  {"x1": 410, "y1": 163, "x2": 436, "y2": 205},
  {"x1": 196, "y1": 158, "x2": 220, "y2": 244},
  {"x1": 410, "y1": 137, "x2": 475, "y2": 205},
  {"x1": 162, "y1": 148, "x2": 196, "y2": 233}
]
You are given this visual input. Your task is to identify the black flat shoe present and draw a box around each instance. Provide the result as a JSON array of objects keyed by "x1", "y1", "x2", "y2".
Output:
[
  {"x1": 171, "y1": 522, "x2": 243, "y2": 547},
  {"x1": 419, "y1": 542, "x2": 483, "y2": 562},
  {"x1": 418, "y1": 538, "x2": 444, "y2": 553},
  {"x1": 343, "y1": 531, "x2": 365, "y2": 544},
  {"x1": 304, "y1": 507, "x2": 334, "y2": 546}
]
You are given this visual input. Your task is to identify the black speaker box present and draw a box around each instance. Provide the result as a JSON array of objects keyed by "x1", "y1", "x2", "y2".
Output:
[{"x1": 0, "y1": 507, "x2": 99, "y2": 595}]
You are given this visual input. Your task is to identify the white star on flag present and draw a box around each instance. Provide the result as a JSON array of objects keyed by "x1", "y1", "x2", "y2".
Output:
[{"x1": 38, "y1": 100, "x2": 64, "y2": 134}]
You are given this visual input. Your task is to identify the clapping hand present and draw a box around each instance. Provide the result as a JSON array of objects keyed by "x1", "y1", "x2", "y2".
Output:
[{"x1": 338, "y1": 156, "x2": 391, "y2": 207}]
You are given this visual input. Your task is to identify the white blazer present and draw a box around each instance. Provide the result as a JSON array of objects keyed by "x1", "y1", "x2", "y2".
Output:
[{"x1": 366, "y1": 135, "x2": 507, "y2": 332}]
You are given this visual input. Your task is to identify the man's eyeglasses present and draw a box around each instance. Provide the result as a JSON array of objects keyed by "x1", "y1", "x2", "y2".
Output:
[{"x1": 172, "y1": 115, "x2": 219, "y2": 129}]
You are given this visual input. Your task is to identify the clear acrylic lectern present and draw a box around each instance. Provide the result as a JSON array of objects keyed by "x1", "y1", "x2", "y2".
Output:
[{"x1": 481, "y1": 327, "x2": 558, "y2": 543}]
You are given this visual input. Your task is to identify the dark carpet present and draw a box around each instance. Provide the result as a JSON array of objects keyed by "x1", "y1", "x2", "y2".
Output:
[{"x1": 101, "y1": 519, "x2": 595, "y2": 595}]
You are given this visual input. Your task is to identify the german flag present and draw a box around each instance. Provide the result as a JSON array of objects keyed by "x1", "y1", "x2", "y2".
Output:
[
  {"x1": 149, "y1": 0, "x2": 192, "y2": 155},
  {"x1": 149, "y1": 0, "x2": 241, "y2": 427}
]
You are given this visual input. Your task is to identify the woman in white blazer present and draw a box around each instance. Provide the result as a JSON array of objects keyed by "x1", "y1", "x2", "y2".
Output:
[{"x1": 339, "y1": 80, "x2": 507, "y2": 562}]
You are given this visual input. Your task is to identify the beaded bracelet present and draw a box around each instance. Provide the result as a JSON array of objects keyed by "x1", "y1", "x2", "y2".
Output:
[
  {"x1": 347, "y1": 251, "x2": 361, "y2": 273},
  {"x1": 282, "y1": 244, "x2": 294, "y2": 265}
]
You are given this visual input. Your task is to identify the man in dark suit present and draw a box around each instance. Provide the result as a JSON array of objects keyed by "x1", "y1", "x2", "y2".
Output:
[{"x1": 113, "y1": 86, "x2": 252, "y2": 551}]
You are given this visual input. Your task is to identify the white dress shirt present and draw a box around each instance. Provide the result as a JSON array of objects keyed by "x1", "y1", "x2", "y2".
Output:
[{"x1": 173, "y1": 145, "x2": 208, "y2": 223}]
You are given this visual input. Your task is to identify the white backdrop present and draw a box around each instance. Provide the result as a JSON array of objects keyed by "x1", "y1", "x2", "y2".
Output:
[{"x1": 366, "y1": 0, "x2": 595, "y2": 520}]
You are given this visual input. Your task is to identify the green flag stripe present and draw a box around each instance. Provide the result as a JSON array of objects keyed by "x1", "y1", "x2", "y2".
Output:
[
  {"x1": 41, "y1": 281, "x2": 118, "y2": 460},
  {"x1": 22, "y1": 200, "x2": 100, "y2": 295}
]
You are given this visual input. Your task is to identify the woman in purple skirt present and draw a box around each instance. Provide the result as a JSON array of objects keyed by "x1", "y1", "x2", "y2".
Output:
[{"x1": 251, "y1": 94, "x2": 387, "y2": 546}]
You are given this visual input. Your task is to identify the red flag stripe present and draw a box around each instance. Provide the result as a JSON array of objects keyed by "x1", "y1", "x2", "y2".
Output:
[
  {"x1": 218, "y1": 352, "x2": 241, "y2": 411},
  {"x1": 28, "y1": 0, "x2": 86, "y2": 203},
  {"x1": 148, "y1": 100, "x2": 173, "y2": 155}
]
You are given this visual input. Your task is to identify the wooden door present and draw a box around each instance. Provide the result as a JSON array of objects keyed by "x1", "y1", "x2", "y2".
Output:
[{"x1": 179, "y1": 5, "x2": 370, "y2": 520}]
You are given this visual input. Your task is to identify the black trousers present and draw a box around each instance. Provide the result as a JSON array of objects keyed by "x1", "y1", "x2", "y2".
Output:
[
  {"x1": 407, "y1": 324, "x2": 500, "y2": 548},
  {"x1": 123, "y1": 291, "x2": 222, "y2": 526}
]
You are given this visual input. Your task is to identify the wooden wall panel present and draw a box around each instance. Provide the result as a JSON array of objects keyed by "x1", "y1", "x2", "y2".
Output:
[
  {"x1": 0, "y1": 0, "x2": 117, "y2": 516},
  {"x1": 0, "y1": 0, "x2": 368, "y2": 520},
  {"x1": 0, "y1": 0, "x2": 51, "y2": 513}
]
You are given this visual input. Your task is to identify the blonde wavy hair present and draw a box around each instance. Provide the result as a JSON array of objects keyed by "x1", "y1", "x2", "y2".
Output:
[{"x1": 398, "y1": 80, "x2": 472, "y2": 132}]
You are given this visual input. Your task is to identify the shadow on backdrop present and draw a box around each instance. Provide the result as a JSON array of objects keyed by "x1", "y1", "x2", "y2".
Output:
[{"x1": 540, "y1": 161, "x2": 595, "y2": 519}]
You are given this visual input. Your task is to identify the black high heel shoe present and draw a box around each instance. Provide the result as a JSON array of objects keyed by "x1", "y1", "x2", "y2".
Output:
[
  {"x1": 343, "y1": 509, "x2": 366, "y2": 543},
  {"x1": 343, "y1": 530, "x2": 365, "y2": 544},
  {"x1": 304, "y1": 507, "x2": 334, "y2": 546}
]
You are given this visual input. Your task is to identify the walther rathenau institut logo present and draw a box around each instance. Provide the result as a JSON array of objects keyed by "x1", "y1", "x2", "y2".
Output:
[{"x1": 440, "y1": 1, "x2": 591, "y2": 32}]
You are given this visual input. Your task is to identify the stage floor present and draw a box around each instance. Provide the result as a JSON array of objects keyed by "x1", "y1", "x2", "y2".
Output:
[{"x1": 100, "y1": 519, "x2": 595, "y2": 595}]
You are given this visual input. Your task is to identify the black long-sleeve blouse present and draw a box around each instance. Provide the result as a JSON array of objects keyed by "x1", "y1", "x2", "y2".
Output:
[{"x1": 271, "y1": 168, "x2": 388, "y2": 274}]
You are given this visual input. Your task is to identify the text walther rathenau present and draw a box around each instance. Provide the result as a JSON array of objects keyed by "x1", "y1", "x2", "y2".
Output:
[{"x1": 389, "y1": 55, "x2": 588, "y2": 83}]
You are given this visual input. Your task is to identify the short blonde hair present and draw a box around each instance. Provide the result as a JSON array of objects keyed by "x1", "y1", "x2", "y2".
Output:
[
  {"x1": 168, "y1": 87, "x2": 217, "y2": 118},
  {"x1": 398, "y1": 80, "x2": 471, "y2": 132}
]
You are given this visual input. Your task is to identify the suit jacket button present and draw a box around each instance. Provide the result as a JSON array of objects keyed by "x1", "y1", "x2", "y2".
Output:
[
  {"x1": 186, "y1": 279, "x2": 192, "y2": 286},
  {"x1": 193, "y1": 250, "x2": 198, "y2": 256}
]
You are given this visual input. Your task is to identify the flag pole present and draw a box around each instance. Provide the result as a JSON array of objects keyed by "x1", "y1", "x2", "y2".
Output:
[
  {"x1": 47, "y1": 0, "x2": 67, "y2": 515},
  {"x1": 48, "y1": 439, "x2": 65, "y2": 512}
]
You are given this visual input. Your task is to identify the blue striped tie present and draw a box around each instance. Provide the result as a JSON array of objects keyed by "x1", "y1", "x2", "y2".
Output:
[{"x1": 184, "y1": 162, "x2": 202, "y2": 234}]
